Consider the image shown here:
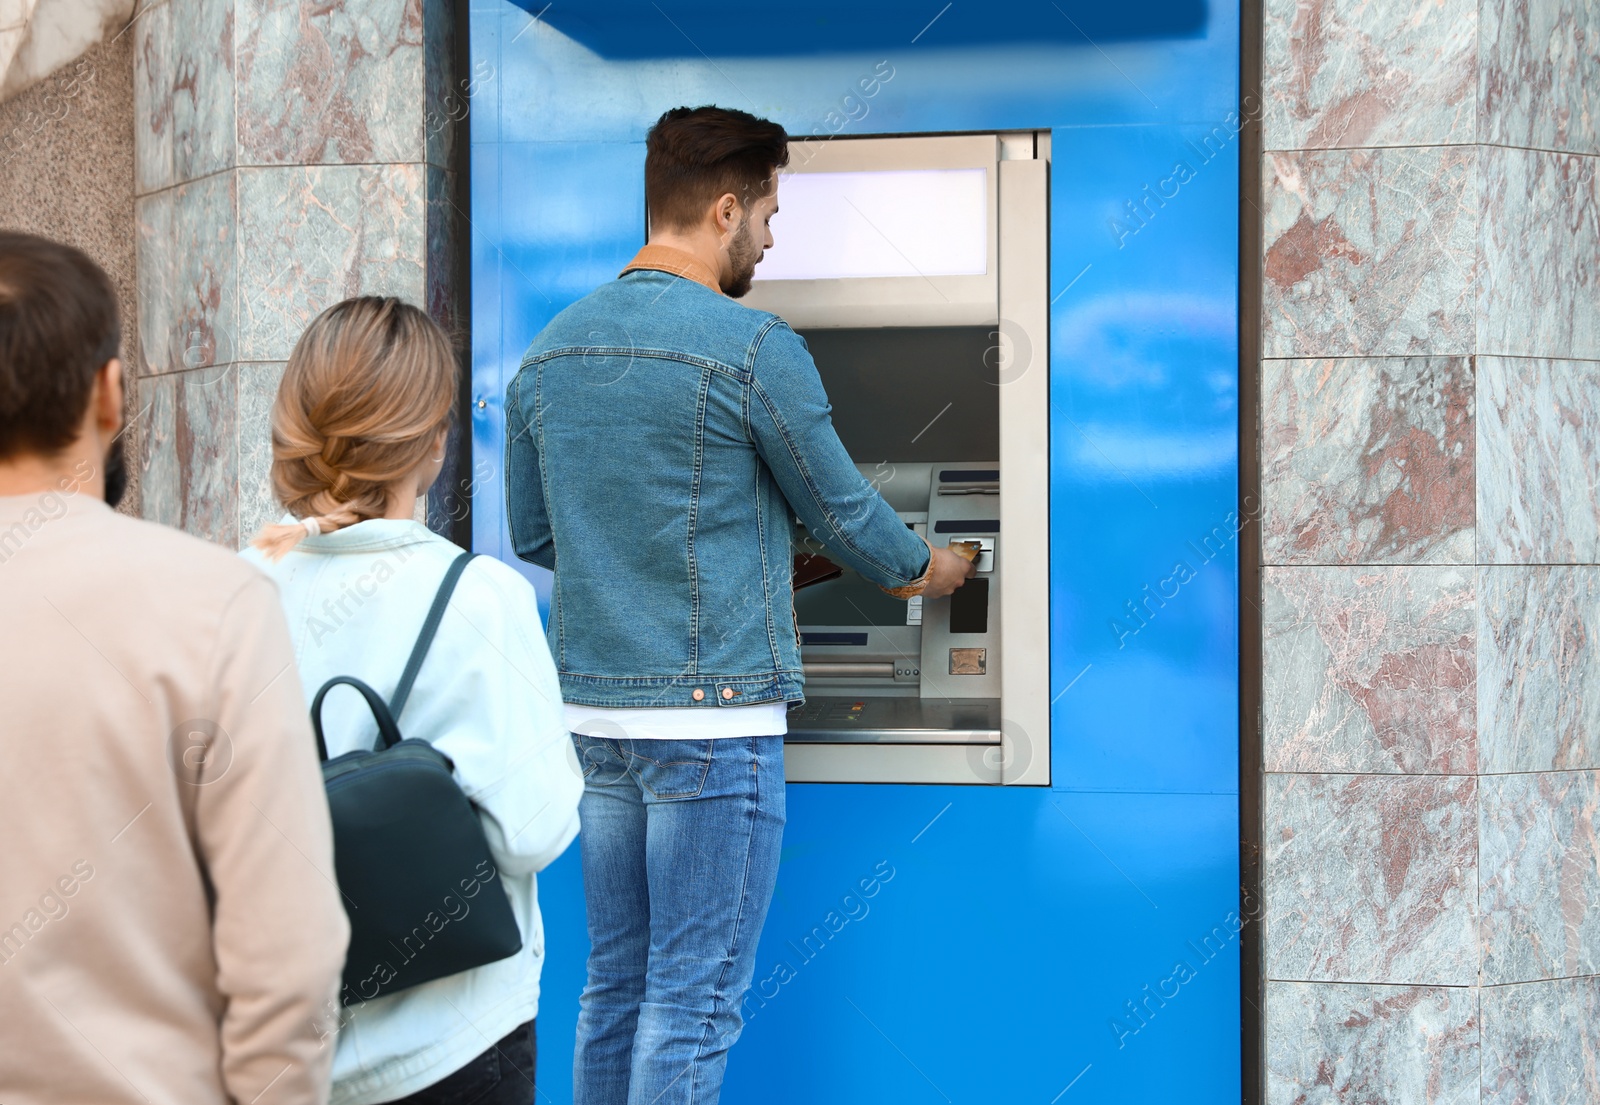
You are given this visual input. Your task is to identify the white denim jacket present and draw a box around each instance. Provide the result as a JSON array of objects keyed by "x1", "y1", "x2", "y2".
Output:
[{"x1": 243, "y1": 518, "x2": 580, "y2": 1105}]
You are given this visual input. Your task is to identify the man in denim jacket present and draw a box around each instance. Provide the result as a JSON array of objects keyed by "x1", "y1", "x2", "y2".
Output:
[{"x1": 506, "y1": 105, "x2": 974, "y2": 1105}]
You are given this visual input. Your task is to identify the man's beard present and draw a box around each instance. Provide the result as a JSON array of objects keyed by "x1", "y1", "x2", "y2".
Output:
[
  {"x1": 103, "y1": 434, "x2": 128, "y2": 509},
  {"x1": 722, "y1": 218, "x2": 761, "y2": 298}
]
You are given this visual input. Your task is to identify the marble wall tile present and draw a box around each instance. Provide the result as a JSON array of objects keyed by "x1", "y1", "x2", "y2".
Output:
[
  {"x1": 132, "y1": 0, "x2": 172, "y2": 194},
  {"x1": 1479, "y1": 567, "x2": 1600, "y2": 774},
  {"x1": 236, "y1": 164, "x2": 426, "y2": 362},
  {"x1": 169, "y1": 0, "x2": 235, "y2": 185},
  {"x1": 135, "y1": 363, "x2": 239, "y2": 546},
  {"x1": 1478, "y1": 148, "x2": 1600, "y2": 361},
  {"x1": 135, "y1": 169, "x2": 238, "y2": 376},
  {"x1": 1262, "y1": 148, "x2": 1478, "y2": 358},
  {"x1": 1481, "y1": 976, "x2": 1600, "y2": 1105},
  {"x1": 236, "y1": 0, "x2": 424, "y2": 166},
  {"x1": 1265, "y1": 567, "x2": 1475, "y2": 774},
  {"x1": 237, "y1": 361, "x2": 284, "y2": 549},
  {"x1": 1263, "y1": 356, "x2": 1474, "y2": 565},
  {"x1": 1262, "y1": 0, "x2": 1476, "y2": 152},
  {"x1": 1265, "y1": 981, "x2": 1479, "y2": 1105},
  {"x1": 1480, "y1": 0, "x2": 1600, "y2": 158},
  {"x1": 1264, "y1": 773, "x2": 1478, "y2": 985},
  {"x1": 133, "y1": 181, "x2": 173, "y2": 374},
  {"x1": 1480, "y1": 771, "x2": 1600, "y2": 986},
  {"x1": 1477, "y1": 357, "x2": 1600, "y2": 563}
]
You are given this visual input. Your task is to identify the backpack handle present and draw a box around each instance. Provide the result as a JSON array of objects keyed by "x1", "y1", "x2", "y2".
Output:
[{"x1": 310, "y1": 676, "x2": 402, "y2": 762}]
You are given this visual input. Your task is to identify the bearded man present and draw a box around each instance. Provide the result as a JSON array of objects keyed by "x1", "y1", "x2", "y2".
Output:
[{"x1": 506, "y1": 104, "x2": 973, "y2": 1105}]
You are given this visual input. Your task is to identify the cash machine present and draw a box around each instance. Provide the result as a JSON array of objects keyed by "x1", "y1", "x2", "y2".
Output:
[{"x1": 742, "y1": 133, "x2": 1050, "y2": 786}]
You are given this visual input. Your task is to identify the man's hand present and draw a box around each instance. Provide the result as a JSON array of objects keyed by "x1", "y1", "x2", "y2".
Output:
[{"x1": 922, "y1": 544, "x2": 977, "y2": 600}]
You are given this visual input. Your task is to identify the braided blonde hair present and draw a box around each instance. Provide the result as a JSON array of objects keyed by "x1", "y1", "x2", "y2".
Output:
[{"x1": 251, "y1": 296, "x2": 457, "y2": 561}]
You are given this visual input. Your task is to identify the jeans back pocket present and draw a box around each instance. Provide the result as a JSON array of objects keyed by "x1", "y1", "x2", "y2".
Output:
[{"x1": 626, "y1": 739, "x2": 714, "y2": 800}]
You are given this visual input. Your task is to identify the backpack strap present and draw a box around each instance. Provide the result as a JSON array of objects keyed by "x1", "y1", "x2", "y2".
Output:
[
  {"x1": 389, "y1": 551, "x2": 476, "y2": 725},
  {"x1": 310, "y1": 676, "x2": 402, "y2": 761}
]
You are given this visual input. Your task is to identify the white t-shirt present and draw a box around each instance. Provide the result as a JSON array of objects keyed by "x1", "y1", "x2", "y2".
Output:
[{"x1": 565, "y1": 702, "x2": 788, "y2": 741}]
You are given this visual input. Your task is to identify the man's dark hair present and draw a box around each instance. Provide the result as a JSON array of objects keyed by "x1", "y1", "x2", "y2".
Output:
[
  {"x1": 0, "y1": 232, "x2": 121, "y2": 460},
  {"x1": 645, "y1": 106, "x2": 790, "y2": 231}
]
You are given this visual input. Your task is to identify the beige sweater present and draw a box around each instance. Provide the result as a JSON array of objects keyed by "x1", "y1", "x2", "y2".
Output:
[{"x1": 0, "y1": 489, "x2": 349, "y2": 1105}]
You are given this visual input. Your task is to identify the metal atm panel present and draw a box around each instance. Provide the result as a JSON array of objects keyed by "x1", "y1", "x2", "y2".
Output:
[{"x1": 748, "y1": 132, "x2": 1050, "y2": 786}]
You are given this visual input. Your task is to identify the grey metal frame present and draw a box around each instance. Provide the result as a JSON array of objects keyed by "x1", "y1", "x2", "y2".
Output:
[{"x1": 767, "y1": 130, "x2": 1052, "y2": 786}]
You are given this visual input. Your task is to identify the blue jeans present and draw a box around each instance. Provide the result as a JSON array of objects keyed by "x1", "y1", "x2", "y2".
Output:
[{"x1": 571, "y1": 735, "x2": 786, "y2": 1105}]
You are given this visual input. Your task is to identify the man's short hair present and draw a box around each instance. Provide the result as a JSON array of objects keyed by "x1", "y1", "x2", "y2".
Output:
[
  {"x1": 645, "y1": 106, "x2": 790, "y2": 231},
  {"x1": 0, "y1": 232, "x2": 121, "y2": 461}
]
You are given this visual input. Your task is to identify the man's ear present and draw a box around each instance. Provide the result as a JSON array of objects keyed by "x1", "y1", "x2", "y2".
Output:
[
  {"x1": 712, "y1": 192, "x2": 741, "y2": 236},
  {"x1": 93, "y1": 358, "x2": 124, "y2": 437}
]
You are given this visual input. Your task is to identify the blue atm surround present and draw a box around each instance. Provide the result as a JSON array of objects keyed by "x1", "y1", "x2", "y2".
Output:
[{"x1": 469, "y1": 3, "x2": 1241, "y2": 1100}]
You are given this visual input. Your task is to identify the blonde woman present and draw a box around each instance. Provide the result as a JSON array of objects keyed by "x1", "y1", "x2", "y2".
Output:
[{"x1": 244, "y1": 296, "x2": 580, "y2": 1105}]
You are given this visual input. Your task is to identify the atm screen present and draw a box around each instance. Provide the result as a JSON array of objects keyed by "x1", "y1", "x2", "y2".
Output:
[
  {"x1": 794, "y1": 522, "x2": 919, "y2": 630},
  {"x1": 799, "y1": 327, "x2": 999, "y2": 463},
  {"x1": 794, "y1": 564, "x2": 909, "y2": 629}
]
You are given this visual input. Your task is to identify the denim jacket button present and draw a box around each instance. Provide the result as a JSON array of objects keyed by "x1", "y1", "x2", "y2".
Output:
[
  {"x1": 721, "y1": 687, "x2": 735, "y2": 700},
  {"x1": 692, "y1": 688, "x2": 705, "y2": 701}
]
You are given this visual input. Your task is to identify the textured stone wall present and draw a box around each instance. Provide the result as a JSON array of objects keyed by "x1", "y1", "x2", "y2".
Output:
[
  {"x1": 130, "y1": 0, "x2": 462, "y2": 548},
  {"x1": 1258, "y1": 1, "x2": 1600, "y2": 1101},
  {"x1": 0, "y1": 28, "x2": 141, "y2": 512}
]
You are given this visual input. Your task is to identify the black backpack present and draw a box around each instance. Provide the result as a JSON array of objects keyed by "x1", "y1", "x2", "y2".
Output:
[{"x1": 311, "y1": 551, "x2": 522, "y2": 1005}]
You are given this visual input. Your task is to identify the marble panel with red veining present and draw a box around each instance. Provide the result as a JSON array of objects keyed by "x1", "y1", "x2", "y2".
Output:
[
  {"x1": 1264, "y1": 773, "x2": 1477, "y2": 985},
  {"x1": 1478, "y1": 357, "x2": 1600, "y2": 563},
  {"x1": 1480, "y1": 771, "x2": 1600, "y2": 986},
  {"x1": 1479, "y1": 567, "x2": 1600, "y2": 774},
  {"x1": 236, "y1": 0, "x2": 425, "y2": 166},
  {"x1": 1266, "y1": 981, "x2": 1479, "y2": 1104},
  {"x1": 1262, "y1": 148, "x2": 1478, "y2": 358},
  {"x1": 171, "y1": 0, "x2": 235, "y2": 185},
  {"x1": 132, "y1": 0, "x2": 172, "y2": 194},
  {"x1": 1481, "y1": 976, "x2": 1600, "y2": 1105},
  {"x1": 134, "y1": 364, "x2": 239, "y2": 547},
  {"x1": 1265, "y1": 567, "x2": 1475, "y2": 775},
  {"x1": 135, "y1": 169, "x2": 237, "y2": 376},
  {"x1": 236, "y1": 361, "x2": 285, "y2": 550},
  {"x1": 1480, "y1": 0, "x2": 1600, "y2": 158},
  {"x1": 236, "y1": 164, "x2": 426, "y2": 362},
  {"x1": 1262, "y1": 0, "x2": 1476, "y2": 151},
  {"x1": 133, "y1": 0, "x2": 235, "y2": 192},
  {"x1": 1478, "y1": 148, "x2": 1600, "y2": 361},
  {"x1": 1263, "y1": 356, "x2": 1474, "y2": 565}
]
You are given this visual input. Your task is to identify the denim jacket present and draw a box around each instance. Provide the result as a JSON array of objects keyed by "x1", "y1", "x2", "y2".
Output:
[{"x1": 506, "y1": 258, "x2": 931, "y2": 708}]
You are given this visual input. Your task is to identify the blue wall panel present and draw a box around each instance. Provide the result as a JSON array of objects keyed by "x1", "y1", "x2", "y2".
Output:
[{"x1": 470, "y1": 4, "x2": 1242, "y2": 1100}]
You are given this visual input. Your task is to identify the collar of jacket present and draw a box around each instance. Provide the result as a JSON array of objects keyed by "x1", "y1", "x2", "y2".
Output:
[
  {"x1": 619, "y1": 243, "x2": 724, "y2": 295},
  {"x1": 275, "y1": 514, "x2": 435, "y2": 554}
]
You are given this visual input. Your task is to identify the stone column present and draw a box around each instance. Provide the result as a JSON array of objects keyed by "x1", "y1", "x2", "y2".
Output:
[
  {"x1": 0, "y1": 25, "x2": 140, "y2": 510},
  {"x1": 131, "y1": 0, "x2": 464, "y2": 548},
  {"x1": 1257, "y1": 1, "x2": 1600, "y2": 1101}
]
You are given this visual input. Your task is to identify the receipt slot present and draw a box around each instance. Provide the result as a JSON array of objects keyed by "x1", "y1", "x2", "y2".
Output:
[{"x1": 744, "y1": 133, "x2": 1050, "y2": 785}]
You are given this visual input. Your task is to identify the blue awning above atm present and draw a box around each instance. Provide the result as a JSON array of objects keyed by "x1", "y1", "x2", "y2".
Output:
[{"x1": 507, "y1": 0, "x2": 1209, "y2": 58}]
